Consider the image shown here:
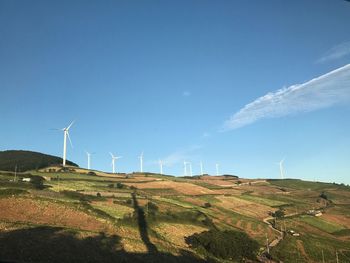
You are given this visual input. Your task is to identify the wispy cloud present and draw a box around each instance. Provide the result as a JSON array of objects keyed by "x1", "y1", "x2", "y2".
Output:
[
  {"x1": 317, "y1": 41, "x2": 350, "y2": 63},
  {"x1": 201, "y1": 132, "x2": 210, "y2": 139},
  {"x1": 222, "y1": 64, "x2": 350, "y2": 131},
  {"x1": 182, "y1": 91, "x2": 191, "y2": 97},
  {"x1": 161, "y1": 145, "x2": 201, "y2": 167}
]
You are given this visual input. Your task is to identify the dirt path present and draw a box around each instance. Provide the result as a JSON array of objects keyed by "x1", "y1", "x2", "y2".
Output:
[
  {"x1": 296, "y1": 240, "x2": 313, "y2": 262},
  {"x1": 262, "y1": 216, "x2": 283, "y2": 248}
]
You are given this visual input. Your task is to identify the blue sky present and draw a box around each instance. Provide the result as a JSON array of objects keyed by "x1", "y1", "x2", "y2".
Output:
[{"x1": 1, "y1": 0, "x2": 350, "y2": 183}]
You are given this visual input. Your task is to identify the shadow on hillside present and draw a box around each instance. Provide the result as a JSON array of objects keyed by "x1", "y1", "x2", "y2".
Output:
[
  {"x1": 0, "y1": 194, "x2": 206, "y2": 263},
  {"x1": 131, "y1": 192, "x2": 158, "y2": 254}
]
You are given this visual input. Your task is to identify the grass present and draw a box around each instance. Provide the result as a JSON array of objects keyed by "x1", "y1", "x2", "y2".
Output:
[
  {"x1": 238, "y1": 194, "x2": 287, "y2": 207},
  {"x1": 0, "y1": 188, "x2": 28, "y2": 196},
  {"x1": 299, "y1": 215, "x2": 346, "y2": 233},
  {"x1": 268, "y1": 179, "x2": 342, "y2": 191},
  {"x1": 1, "y1": 170, "x2": 350, "y2": 262},
  {"x1": 155, "y1": 197, "x2": 197, "y2": 209},
  {"x1": 91, "y1": 202, "x2": 133, "y2": 219}
]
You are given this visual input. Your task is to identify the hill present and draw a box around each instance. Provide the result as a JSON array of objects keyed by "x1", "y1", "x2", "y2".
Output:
[
  {"x1": 0, "y1": 150, "x2": 78, "y2": 172},
  {"x1": 0, "y1": 169, "x2": 349, "y2": 262}
]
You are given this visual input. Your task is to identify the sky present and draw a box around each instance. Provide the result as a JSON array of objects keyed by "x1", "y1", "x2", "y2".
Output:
[{"x1": 1, "y1": 0, "x2": 350, "y2": 183}]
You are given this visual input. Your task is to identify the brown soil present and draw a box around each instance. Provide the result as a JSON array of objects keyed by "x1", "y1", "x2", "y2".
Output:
[
  {"x1": 0, "y1": 197, "x2": 115, "y2": 233},
  {"x1": 124, "y1": 181, "x2": 215, "y2": 195},
  {"x1": 215, "y1": 195, "x2": 271, "y2": 219}
]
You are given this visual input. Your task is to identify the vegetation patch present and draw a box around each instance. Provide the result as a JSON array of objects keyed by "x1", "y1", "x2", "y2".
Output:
[
  {"x1": 299, "y1": 215, "x2": 346, "y2": 233},
  {"x1": 239, "y1": 193, "x2": 287, "y2": 207},
  {"x1": 185, "y1": 229, "x2": 259, "y2": 261},
  {"x1": 0, "y1": 188, "x2": 28, "y2": 197}
]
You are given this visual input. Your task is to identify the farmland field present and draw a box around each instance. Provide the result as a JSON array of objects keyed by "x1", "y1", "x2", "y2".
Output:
[{"x1": 1, "y1": 169, "x2": 350, "y2": 262}]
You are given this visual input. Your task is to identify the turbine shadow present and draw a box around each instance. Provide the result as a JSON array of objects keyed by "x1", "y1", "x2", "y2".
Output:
[
  {"x1": 131, "y1": 192, "x2": 158, "y2": 254},
  {"x1": 0, "y1": 210, "x2": 205, "y2": 262}
]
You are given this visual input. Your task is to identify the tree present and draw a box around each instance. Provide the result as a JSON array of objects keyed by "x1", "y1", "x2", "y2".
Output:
[
  {"x1": 203, "y1": 202, "x2": 211, "y2": 208},
  {"x1": 319, "y1": 192, "x2": 328, "y2": 200},
  {"x1": 116, "y1": 182, "x2": 124, "y2": 189},
  {"x1": 185, "y1": 230, "x2": 259, "y2": 261},
  {"x1": 273, "y1": 208, "x2": 285, "y2": 219},
  {"x1": 146, "y1": 201, "x2": 159, "y2": 216}
]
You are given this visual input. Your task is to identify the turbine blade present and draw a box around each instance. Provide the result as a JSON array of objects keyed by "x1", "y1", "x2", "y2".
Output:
[
  {"x1": 67, "y1": 131, "x2": 73, "y2": 148},
  {"x1": 67, "y1": 121, "x2": 75, "y2": 130}
]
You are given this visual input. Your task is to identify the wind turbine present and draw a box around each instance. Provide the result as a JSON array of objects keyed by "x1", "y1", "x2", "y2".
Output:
[
  {"x1": 110, "y1": 152, "x2": 122, "y2": 173},
  {"x1": 216, "y1": 163, "x2": 219, "y2": 176},
  {"x1": 183, "y1": 161, "x2": 188, "y2": 176},
  {"x1": 61, "y1": 121, "x2": 74, "y2": 166},
  {"x1": 200, "y1": 161, "x2": 204, "y2": 176},
  {"x1": 279, "y1": 158, "x2": 285, "y2": 179},
  {"x1": 86, "y1": 151, "x2": 95, "y2": 170},
  {"x1": 188, "y1": 162, "x2": 193, "y2": 176},
  {"x1": 159, "y1": 160, "x2": 163, "y2": 175},
  {"x1": 139, "y1": 152, "x2": 144, "y2": 173}
]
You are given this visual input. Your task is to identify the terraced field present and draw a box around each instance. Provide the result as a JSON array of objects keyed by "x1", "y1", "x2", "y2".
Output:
[{"x1": 0, "y1": 170, "x2": 349, "y2": 262}]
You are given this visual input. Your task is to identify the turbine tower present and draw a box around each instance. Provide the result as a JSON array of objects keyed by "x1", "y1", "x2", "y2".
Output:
[
  {"x1": 279, "y1": 159, "x2": 285, "y2": 179},
  {"x1": 110, "y1": 152, "x2": 122, "y2": 173},
  {"x1": 61, "y1": 121, "x2": 74, "y2": 166},
  {"x1": 139, "y1": 152, "x2": 144, "y2": 173},
  {"x1": 159, "y1": 160, "x2": 163, "y2": 175},
  {"x1": 216, "y1": 163, "x2": 219, "y2": 176},
  {"x1": 86, "y1": 151, "x2": 91, "y2": 170},
  {"x1": 200, "y1": 161, "x2": 204, "y2": 176},
  {"x1": 183, "y1": 161, "x2": 188, "y2": 176}
]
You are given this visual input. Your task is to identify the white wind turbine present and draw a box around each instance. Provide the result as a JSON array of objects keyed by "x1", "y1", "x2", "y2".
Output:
[
  {"x1": 278, "y1": 158, "x2": 285, "y2": 179},
  {"x1": 215, "y1": 163, "x2": 219, "y2": 176},
  {"x1": 110, "y1": 152, "x2": 122, "y2": 174},
  {"x1": 159, "y1": 159, "x2": 164, "y2": 175},
  {"x1": 183, "y1": 161, "x2": 188, "y2": 176},
  {"x1": 61, "y1": 121, "x2": 74, "y2": 167},
  {"x1": 86, "y1": 151, "x2": 95, "y2": 170},
  {"x1": 200, "y1": 161, "x2": 204, "y2": 176},
  {"x1": 188, "y1": 162, "x2": 193, "y2": 176},
  {"x1": 139, "y1": 152, "x2": 144, "y2": 173}
]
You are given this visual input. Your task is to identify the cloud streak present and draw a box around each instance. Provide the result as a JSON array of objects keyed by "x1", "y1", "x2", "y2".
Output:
[
  {"x1": 317, "y1": 42, "x2": 350, "y2": 63},
  {"x1": 223, "y1": 64, "x2": 350, "y2": 131},
  {"x1": 161, "y1": 145, "x2": 201, "y2": 167}
]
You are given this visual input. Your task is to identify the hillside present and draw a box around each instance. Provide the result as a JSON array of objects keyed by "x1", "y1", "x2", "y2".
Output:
[
  {"x1": 0, "y1": 170, "x2": 349, "y2": 262},
  {"x1": 0, "y1": 150, "x2": 78, "y2": 172}
]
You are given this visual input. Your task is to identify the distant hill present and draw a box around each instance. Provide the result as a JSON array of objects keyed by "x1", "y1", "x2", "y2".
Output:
[{"x1": 0, "y1": 150, "x2": 78, "y2": 172}]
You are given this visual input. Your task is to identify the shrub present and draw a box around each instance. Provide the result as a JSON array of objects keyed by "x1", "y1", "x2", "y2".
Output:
[
  {"x1": 272, "y1": 208, "x2": 285, "y2": 219},
  {"x1": 203, "y1": 202, "x2": 211, "y2": 208},
  {"x1": 319, "y1": 192, "x2": 328, "y2": 200},
  {"x1": 185, "y1": 229, "x2": 259, "y2": 261},
  {"x1": 146, "y1": 201, "x2": 159, "y2": 216},
  {"x1": 96, "y1": 192, "x2": 101, "y2": 198},
  {"x1": 30, "y1": 175, "x2": 45, "y2": 190},
  {"x1": 0, "y1": 188, "x2": 28, "y2": 196},
  {"x1": 116, "y1": 182, "x2": 124, "y2": 189}
]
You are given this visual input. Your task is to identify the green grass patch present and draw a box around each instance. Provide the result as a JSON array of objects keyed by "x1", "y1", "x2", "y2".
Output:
[
  {"x1": 238, "y1": 194, "x2": 287, "y2": 207},
  {"x1": 0, "y1": 188, "x2": 28, "y2": 196},
  {"x1": 299, "y1": 215, "x2": 346, "y2": 233},
  {"x1": 91, "y1": 202, "x2": 133, "y2": 219},
  {"x1": 268, "y1": 179, "x2": 341, "y2": 191}
]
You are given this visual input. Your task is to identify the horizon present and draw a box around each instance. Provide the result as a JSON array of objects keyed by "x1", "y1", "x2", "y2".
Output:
[{"x1": 1, "y1": 1, "x2": 350, "y2": 184}]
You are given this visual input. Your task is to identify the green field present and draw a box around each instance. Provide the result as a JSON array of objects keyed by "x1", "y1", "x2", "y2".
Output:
[{"x1": 1, "y1": 172, "x2": 350, "y2": 263}]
